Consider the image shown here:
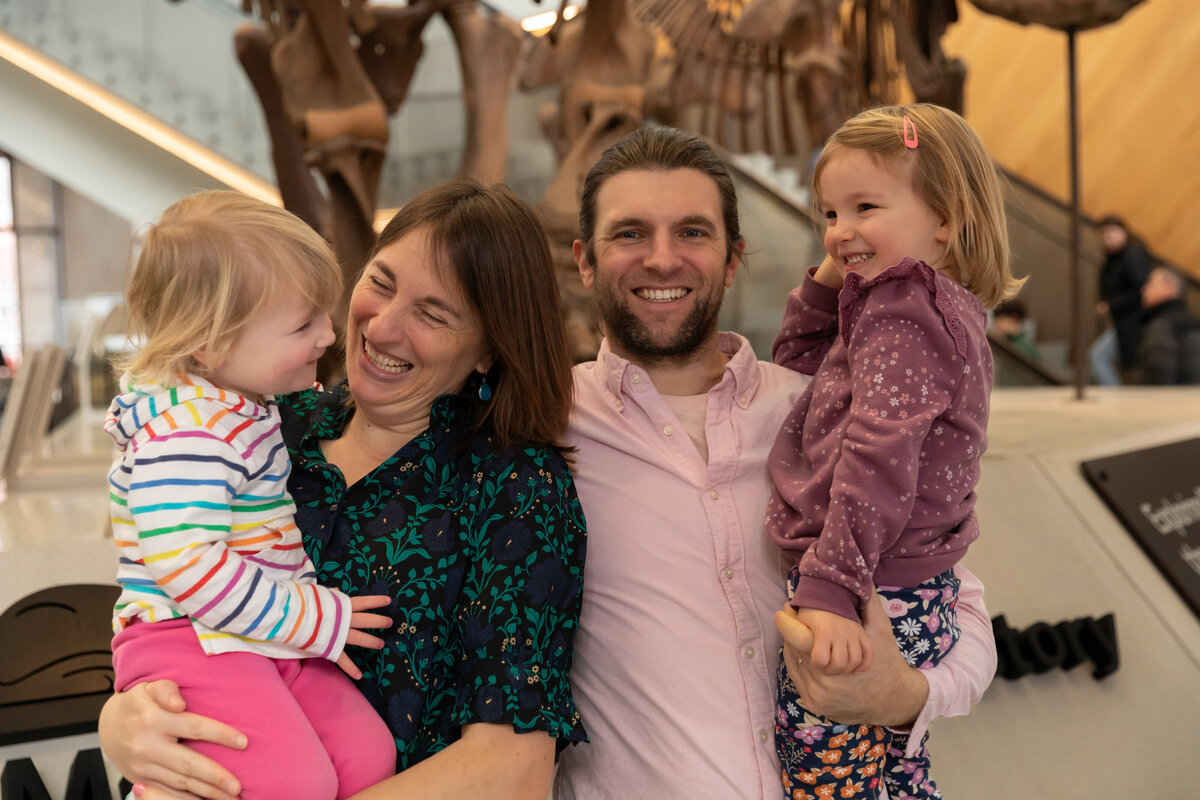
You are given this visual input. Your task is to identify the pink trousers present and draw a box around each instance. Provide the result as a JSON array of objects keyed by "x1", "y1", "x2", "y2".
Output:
[{"x1": 113, "y1": 619, "x2": 395, "y2": 800}]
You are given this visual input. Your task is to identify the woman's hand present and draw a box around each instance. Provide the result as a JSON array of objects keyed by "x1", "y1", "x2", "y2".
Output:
[
  {"x1": 775, "y1": 593, "x2": 928, "y2": 727},
  {"x1": 98, "y1": 681, "x2": 245, "y2": 800},
  {"x1": 337, "y1": 595, "x2": 392, "y2": 679}
]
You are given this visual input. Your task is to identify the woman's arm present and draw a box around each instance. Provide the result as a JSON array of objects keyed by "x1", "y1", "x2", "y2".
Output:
[
  {"x1": 98, "y1": 681, "x2": 245, "y2": 800},
  {"x1": 99, "y1": 687, "x2": 554, "y2": 800},
  {"x1": 348, "y1": 723, "x2": 554, "y2": 800}
]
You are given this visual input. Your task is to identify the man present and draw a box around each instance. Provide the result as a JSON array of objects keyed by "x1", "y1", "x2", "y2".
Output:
[
  {"x1": 555, "y1": 127, "x2": 996, "y2": 799},
  {"x1": 1138, "y1": 267, "x2": 1200, "y2": 385}
]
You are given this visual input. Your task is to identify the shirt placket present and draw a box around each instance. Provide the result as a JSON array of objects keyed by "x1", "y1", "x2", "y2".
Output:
[{"x1": 702, "y1": 379, "x2": 781, "y2": 799}]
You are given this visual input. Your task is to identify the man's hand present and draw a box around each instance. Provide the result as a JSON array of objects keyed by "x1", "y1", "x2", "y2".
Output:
[{"x1": 775, "y1": 593, "x2": 929, "y2": 727}]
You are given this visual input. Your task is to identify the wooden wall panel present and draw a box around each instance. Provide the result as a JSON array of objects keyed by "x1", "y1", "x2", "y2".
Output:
[{"x1": 944, "y1": 0, "x2": 1200, "y2": 280}]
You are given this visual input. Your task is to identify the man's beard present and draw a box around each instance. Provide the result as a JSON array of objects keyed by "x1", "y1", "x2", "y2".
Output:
[{"x1": 595, "y1": 281, "x2": 724, "y2": 362}]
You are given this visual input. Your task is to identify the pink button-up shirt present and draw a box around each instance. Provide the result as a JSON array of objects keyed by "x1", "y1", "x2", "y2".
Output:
[{"x1": 556, "y1": 333, "x2": 996, "y2": 799}]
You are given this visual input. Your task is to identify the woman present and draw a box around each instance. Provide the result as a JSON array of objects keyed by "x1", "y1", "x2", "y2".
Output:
[{"x1": 99, "y1": 179, "x2": 587, "y2": 799}]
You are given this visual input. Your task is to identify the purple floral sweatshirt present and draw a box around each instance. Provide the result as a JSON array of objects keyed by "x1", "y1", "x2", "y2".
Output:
[{"x1": 766, "y1": 259, "x2": 992, "y2": 622}]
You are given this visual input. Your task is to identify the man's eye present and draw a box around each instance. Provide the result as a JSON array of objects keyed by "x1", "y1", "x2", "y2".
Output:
[
  {"x1": 615, "y1": 230, "x2": 639, "y2": 239},
  {"x1": 682, "y1": 228, "x2": 705, "y2": 238}
]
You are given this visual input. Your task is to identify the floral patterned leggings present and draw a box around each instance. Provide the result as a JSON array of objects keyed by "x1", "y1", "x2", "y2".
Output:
[{"x1": 775, "y1": 568, "x2": 961, "y2": 800}]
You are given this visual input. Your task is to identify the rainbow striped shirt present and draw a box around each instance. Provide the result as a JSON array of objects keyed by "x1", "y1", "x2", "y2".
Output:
[{"x1": 107, "y1": 374, "x2": 350, "y2": 660}]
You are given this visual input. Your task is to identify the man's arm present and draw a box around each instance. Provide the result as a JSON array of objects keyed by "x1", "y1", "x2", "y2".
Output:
[
  {"x1": 906, "y1": 565, "x2": 996, "y2": 753},
  {"x1": 776, "y1": 565, "x2": 996, "y2": 757}
]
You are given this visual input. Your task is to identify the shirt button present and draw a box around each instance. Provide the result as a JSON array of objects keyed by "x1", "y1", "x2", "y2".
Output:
[
  {"x1": 722, "y1": 567, "x2": 734, "y2": 579},
  {"x1": 744, "y1": 647, "x2": 755, "y2": 659},
  {"x1": 708, "y1": 490, "x2": 719, "y2": 500},
  {"x1": 615, "y1": 400, "x2": 624, "y2": 409},
  {"x1": 663, "y1": 425, "x2": 674, "y2": 436},
  {"x1": 631, "y1": 373, "x2": 641, "y2": 384},
  {"x1": 758, "y1": 729, "x2": 769, "y2": 743}
]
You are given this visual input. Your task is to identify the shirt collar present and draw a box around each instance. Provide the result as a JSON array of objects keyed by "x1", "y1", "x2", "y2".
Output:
[{"x1": 594, "y1": 331, "x2": 763, "y2": 409}]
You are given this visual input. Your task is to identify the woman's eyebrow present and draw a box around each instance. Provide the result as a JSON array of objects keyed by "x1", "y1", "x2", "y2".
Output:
[
  {"x1": 368, "y1": 260, "x2": 396, "y2": 281},
  {"x1": 371, "y1": 258, "x2": 465, "y2": 319}
]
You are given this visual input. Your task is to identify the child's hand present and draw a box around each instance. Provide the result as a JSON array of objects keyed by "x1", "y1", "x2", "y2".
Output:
[
  {"x1": 813, "y1": 253, "x2": 845, "y2": 290},
  {"x1": 794, "y1": 607, "x2": 872, "y2": 675},
  {"x1": 336, "y1": 594, "x2": 392, "y2": 679}
]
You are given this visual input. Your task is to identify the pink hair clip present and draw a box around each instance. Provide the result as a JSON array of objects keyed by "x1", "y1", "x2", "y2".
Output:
[{"x1": 903, "y1": 115, "x2": 919, "y2": 149}]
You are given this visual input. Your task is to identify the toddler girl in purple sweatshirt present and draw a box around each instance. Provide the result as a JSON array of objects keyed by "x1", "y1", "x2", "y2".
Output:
[{"x1": 767, "y1": 104, "x2": 1024, "y2": 800}]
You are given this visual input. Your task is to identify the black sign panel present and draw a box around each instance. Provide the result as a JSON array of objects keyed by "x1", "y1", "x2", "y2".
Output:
[
  {"x1": 1081, "y1": 437, "x2": 1200, "y2": 619},
  {"x1": 0, "y1": 584, "x2": 118, "y2": 746}
]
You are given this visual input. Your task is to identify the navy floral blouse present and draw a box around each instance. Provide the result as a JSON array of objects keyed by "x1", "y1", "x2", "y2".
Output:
[{"x1": 278, "y1": 385, "x2": 588, "y2": 769}]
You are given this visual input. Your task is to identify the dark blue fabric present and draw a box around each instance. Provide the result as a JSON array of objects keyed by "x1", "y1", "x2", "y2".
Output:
[{"x1": 278, "y1": 385, "x2": 587, "y2": 769}]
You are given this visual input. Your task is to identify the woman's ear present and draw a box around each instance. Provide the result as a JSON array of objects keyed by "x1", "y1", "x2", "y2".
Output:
[{"x1": 475, "y1": 351, "x2": 495, "y2": 376}]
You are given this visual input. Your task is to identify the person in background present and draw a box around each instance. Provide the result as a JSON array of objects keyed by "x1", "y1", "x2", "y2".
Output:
[
  {"x1": 991, "y1": 299, "x2": 1042, "y2": 361},
  {"x1": 1088, "y1": 215, "x2": 1150, "y2": 385},
  {"x1": 1138, "y1": 266, "x2": 1200, "y2": 385}
]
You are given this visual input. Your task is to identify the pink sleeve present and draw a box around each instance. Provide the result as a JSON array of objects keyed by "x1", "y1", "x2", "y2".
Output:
[{"x1": 901, "y1": 564, "x2": 997, "y2": 757}]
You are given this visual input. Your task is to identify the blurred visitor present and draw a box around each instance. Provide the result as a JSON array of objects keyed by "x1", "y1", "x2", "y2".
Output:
[
  {"x1": 991, "y1": 299, "x2": 1041, "y2": 361},
  {"x1": 1088, "y1": 215, "x2": 1150, "y2": 385},
  {"x1": 1138, "y1": 267, "x2": 1200, "y2": 385}
]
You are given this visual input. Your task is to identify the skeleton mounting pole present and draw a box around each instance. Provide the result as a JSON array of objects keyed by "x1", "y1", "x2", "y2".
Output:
[{"x1": 1067, "y1": 26, "x2": 1085, "y2": 400}]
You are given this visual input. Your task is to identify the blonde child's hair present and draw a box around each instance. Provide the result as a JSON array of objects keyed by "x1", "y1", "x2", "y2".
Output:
[
  {"x1": 812, "y1": 103, "x2": 1025, "y2": 308},
  {"x1": 117, "y1": 190, "x2": 342, "y2": 385}
]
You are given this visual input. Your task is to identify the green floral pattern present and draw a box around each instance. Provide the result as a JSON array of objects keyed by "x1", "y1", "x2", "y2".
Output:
[{"x1": 278, "y1": 386, "x2": 588, "y2": 769}]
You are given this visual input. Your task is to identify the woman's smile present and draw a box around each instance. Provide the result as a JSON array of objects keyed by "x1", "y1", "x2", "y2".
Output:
[{"x1": 362, "y1": 339, "x2": 412, "y2": 374}]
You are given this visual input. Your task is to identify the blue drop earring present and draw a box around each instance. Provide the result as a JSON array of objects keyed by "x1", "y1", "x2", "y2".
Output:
[{"x1": 477, "y1": 371, "x2": 492, "y2": 402}]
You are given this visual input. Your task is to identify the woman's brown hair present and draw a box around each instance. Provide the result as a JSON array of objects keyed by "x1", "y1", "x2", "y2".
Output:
[{"x1": 365, "y1": 178, "x2": 574, "y2": 451}]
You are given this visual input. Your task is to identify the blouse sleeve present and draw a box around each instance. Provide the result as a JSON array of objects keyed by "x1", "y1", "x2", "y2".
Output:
[
  {"x1": 773, "y1": 267, "x2": 843, "y2": 374},
  {"x1": 450, "y1": 445, "x2": 588, "y2": 744}
]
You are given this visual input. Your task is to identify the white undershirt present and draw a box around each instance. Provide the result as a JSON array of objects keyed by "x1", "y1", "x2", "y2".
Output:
[{"x1": 661, "y1": 392, "x2": 710, "y2": 462}]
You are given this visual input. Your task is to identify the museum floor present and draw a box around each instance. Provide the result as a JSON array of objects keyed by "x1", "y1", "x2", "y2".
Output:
[{"x1": 2, "y1": 386, "x2": 1199, "y2": 797}]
